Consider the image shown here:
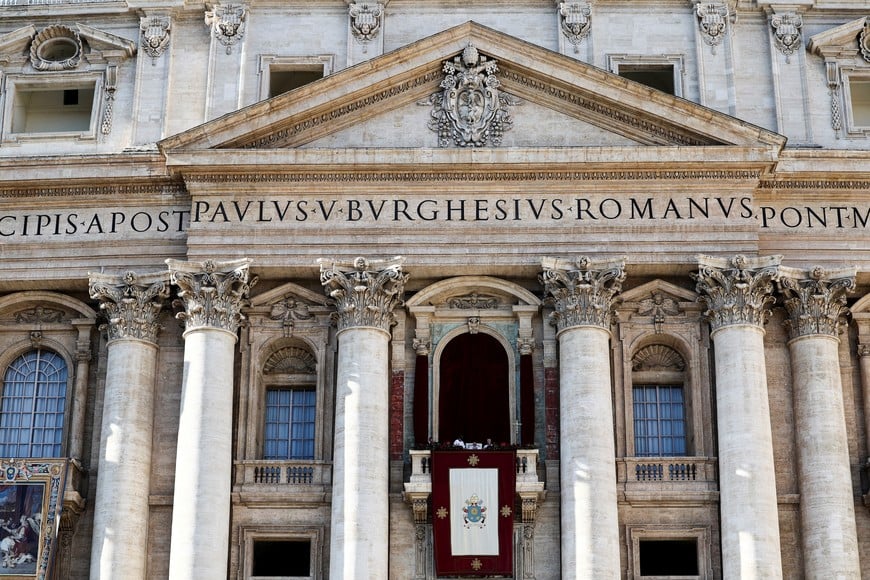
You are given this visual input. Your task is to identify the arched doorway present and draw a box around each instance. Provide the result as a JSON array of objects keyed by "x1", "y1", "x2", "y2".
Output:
[{"x1": 437, "y1": 333, "x2": 510, "y2": 444}]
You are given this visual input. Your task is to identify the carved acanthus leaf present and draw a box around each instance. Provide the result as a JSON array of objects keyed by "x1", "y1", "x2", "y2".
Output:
[
  {"x1": 167, "y1": 258, "x2": 256, "y2": 334},
  {"x1": 319, "y1": 256, "x2": 408, "y2": 332},
  {"x1": 540, "y1": 256, "x2": 626, "y2": 332},
  {"x1": 693, "y1": 254, "x2": 781, "y2": 331},
  {"x1": 778, "y1": 266, "x2": 856, "y2": 339},
  {"x1": 421, "y1": 44, "x2": 520, "y2": 147},
  {"x1": 89, "y1": 270, "x2": 170, "y2": 343}
]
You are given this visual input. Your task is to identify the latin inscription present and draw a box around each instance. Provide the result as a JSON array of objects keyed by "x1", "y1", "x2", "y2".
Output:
[{"x1": 0, "y1": 196, "x2": 868, "y2": 240}]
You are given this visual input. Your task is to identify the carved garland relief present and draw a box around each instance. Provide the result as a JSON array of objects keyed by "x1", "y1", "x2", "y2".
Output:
[
  {"x1": 141, "y1": 16, "x2": 171, "y2": 60},
  {"x1": 770, "y1": 12, "x2": 802, "y2": 62},
  {"x1": 557, "y1": 1, "x2": 592, "y2": 53}
]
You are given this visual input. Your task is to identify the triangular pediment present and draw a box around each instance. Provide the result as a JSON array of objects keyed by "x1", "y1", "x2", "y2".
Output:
[{"x1": 160, "y1": 22, "x2": 784, "y2": 154}]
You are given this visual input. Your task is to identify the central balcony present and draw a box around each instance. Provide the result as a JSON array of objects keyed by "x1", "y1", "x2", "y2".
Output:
[
  {"x1": 618, "y1": 456, "x2": 719, "y2": 506},
  {"x1": 233, "y1": 459, "x2": 332, "y2": 506}
]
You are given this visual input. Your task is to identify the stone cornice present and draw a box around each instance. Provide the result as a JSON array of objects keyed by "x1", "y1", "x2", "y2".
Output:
[
  {"x1": 778, "y1": 265, "x2": 856, "y2": 339},
  {"x1": 167, "y1": 258, "x2": 256, "y2": 334},
  {"x1": 540, "y1": 255, "x2": 626, "y2": 332},
  {"x1": 319, "y1": 256, "x2": 408, "y2": 332},
  {"x1": 694, "y1": 254, "x2": 781, "y2": 331},
  {"x1": 0, "y1": 181, "x2": 186, "y2": 199},
  {"x1": 89, "y1": 270, "x2": 171, "y2": 344}
]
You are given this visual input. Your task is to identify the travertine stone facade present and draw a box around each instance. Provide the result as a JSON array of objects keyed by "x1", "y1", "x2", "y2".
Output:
[{"x1": 0, "y1": 2, "x2": 868, "y2": 580}]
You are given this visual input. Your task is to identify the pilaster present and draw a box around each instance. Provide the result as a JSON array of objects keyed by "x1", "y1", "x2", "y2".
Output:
[
  {"x1": 778, "y1": 265, "x2": 860, "y2": 579},
  {"x1": 88, "y1": 270, "x2": 171, "y2": 580},
  {"x1": 764, "y1": 5, "x2": 813, "y2": 143},
  {"x1": 166, "y1": 258, "x2": 254, "y2": 580},
  {"x1": 320, "y1": 256, "x2": 407, "y2": 580},
  {"x1": 204, "y1": 2, "x2": 247, "y2": 120},
  {"x1": 132, "y1": 12, "x2": 173, "y2": 144},
  {"x1": 695, "y1": 254, "x2": 783, "y2": 580},
  {"x1": 690, "y1": 0, "x2": 737, "y2": 115},
  {"x1": 540, "y1": 255, "x2": 625, "y2": 580}
]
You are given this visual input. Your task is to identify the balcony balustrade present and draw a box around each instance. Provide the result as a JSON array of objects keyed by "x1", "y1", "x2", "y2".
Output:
[
  {"x1": 233, "y1": 459, "x2": 331, "y2": 506},
  {"x1": 618, "y1": 456, "x2": 718, "y2": 506}
]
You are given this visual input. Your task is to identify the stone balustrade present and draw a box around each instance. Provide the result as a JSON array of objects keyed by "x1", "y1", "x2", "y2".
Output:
[
  {"x1": 233, "y1": 460, "x2": 332, "y2": 506},
  {"x1": 618, "y1": 456, "x2": 719, "y2": 506}
]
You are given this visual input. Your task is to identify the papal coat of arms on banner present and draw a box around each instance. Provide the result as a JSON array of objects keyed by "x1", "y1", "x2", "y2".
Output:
[{"x1": 462, "y1": 494, "x2": 486, "y2": 528}]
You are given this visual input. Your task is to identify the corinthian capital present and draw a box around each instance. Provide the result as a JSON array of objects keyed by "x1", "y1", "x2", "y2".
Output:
[
  {"x1": 167, "y1": 258, "x2": 255, "y2": 334},
  {"x1": 89, "y1": 270, "x2": 171, "y2": 343},
  {"x1": 778, "y1": 265, "x2": 856, "y2": 340},
  {"x1": 694, "y1": 254, "x2": 781, "y2": 332},
  {"x1": 539, "y1": 256, "x2": 626, "y2": 332},
  {"x1": 319, "y1": 256, "x2": 408, "y2": 332}
]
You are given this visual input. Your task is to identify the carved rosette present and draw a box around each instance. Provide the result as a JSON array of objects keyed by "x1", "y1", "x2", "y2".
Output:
[
  {"x1": 693, "y1": 2, "x2": 731, "y2": 54},
  {"x1": 778, "y1": 266, "x2": 856, "y2": 340},
  {"x1": 205, "y1": 3, "x2": 246, "y2": 55},
  {"x1": 694, "y1": 254, "x2": 781, "y2": 332},
  {"x1": 167, "y1": 258, "x2": 255, "y2": 334},
  {"x1": 140, "y1": 16, "x2": 171, "y2": 60},
  {"x1": 348, "y1": 2, "x2": 384, "y2": 46},
  {"x1": 89, "y1": 270, "x2": 171, "y2": 343},
  {"x1": 421, "y1": 44, "x2": 520, "y2": 147},
  {"x1": 557, "y1": 2, "x2": 592, "y2": 52},
  {"x1": 319, "y1": 256, "x2": 408, "y2": 333},
  {"x1": 770, "y1": 12, "x2": 802, "y2": 62},
  {"x1": 539, "y1": 256, "x2": 626, "y2": 333}
]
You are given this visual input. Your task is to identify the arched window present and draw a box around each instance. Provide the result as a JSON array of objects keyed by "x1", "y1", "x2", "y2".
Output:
[
  {"x1": 438, "y1": 333, "x2": 511, "y2": 444},
  {"x1": 631, "y1": 344, "x2": 688, "y2": 457},
  {"x1": 0, "y1": 349, "x2": 68, "y2": 458},
  {"x1": 262, "y1": 345, "x2": 317, "y2": 460}
]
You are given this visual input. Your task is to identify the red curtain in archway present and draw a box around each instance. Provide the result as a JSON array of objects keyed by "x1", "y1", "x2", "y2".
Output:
[{"x1": 438, "y1": 333, "x2": 510, "y2": 444}]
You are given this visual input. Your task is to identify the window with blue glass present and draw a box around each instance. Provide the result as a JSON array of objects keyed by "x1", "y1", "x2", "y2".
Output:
[
  {"x1": 264, "y1": 388, "x2": 315, "y2": 460},
  {"x1": 633, "y1": 384, "x2": 686, "y2": 457},
  {"x1": 0, "y1": 349, "x2": 68, "y2": 458}
]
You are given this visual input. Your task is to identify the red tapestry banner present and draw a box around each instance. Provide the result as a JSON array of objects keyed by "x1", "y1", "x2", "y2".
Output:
[{"x1": 431, "y1": 450, "x2": 516, "y2": 577}]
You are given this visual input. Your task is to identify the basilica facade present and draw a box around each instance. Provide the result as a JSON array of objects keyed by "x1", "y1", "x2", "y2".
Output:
[{"x1": 0, "y1": 1, "x2": 869, "y2": 579}]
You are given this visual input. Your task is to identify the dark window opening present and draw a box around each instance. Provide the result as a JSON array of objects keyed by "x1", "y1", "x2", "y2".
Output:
[
  {"x1": 619, "y1": 65, "x2": 675, "y2": 95},
  {"x1": 252, "y1": 540, "x2": 311, "y2": 576},
  {"x1": 62, "y1": 89, "x2": 79, "y2": 106},
  {"x1": 269, "y1": 69, "x2": 323, "y2": 98},
  {"x1": 639, "y1": 539, "x2": 699, "y2": 576}
]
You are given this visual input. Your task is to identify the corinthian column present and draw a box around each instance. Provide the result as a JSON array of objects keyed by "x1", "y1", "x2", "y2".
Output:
[
  {"x1": 778, "y1": 266, "x2": 860, "y2": 579},
  {"x1": 88, "y1": 270, "x2": 170, "y2": 580},
  {"x1": 166, "y1": 259, "x2": 254, "y2": 580},
  {"x1": 695, "y1": 254, "x2": 783, "y2": 579},
  {"x1": 540, "y1": 256, "x2": 625, "y2": 580},
  {"x1": 320, "y1": 256, "x2": 408, "y2": 580}
]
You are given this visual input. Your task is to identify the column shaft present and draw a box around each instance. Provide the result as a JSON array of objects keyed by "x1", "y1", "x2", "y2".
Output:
[
  {"x1": 90, "y1": 339, "x2": 158, "y2": 580},
  {"x1": 168, "y1": 328, "x2": 237, "y2": 580},
  {"x1": 789, "y1": 335, "x2": 860, "y2": 578},
  {"x1": 88, "y1": 270, "x2": 169, "y2": 580},
  {"x1": 329, "y1": 327, "x2": 390, "y2": 579},
  {"x1": 558, "y1": 325, "x2": 619, "y2": 579},
  {"x1": 712, "y1": 325, "x2": 783, "y2": 579}
]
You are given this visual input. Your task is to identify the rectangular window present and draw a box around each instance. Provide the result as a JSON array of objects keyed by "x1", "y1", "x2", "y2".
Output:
[
  {"x1": 269, "y1": 69, "x2": 324, "y2": 98},
  {"x1": 264, "y1": 388, "x2": 315, "y2": 460},
  {"x1": 849, "y1": 79, "x2": 870, "y2": 127},
  {"x1": 618, "y1": 65, "x2": 676, "y2": 95},
  {"x1": 639, "y1": 539, "x2": 699, "y2": 577},
  {"x1": 11, "y1": 85, "x2": 95, "y2": 134},
  {"x1": 633, "y1": 385, "x2": 686, "y2": 457},
  {"x1": 252, "y1": 540, "x2": 311, "y2": 577}
]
